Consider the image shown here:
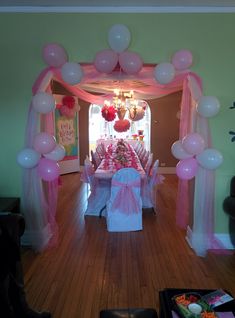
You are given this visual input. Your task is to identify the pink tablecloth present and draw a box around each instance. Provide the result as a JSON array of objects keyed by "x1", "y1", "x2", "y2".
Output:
[{"x1": 95, "y1": 143, "x2": 146, "y2": 180}]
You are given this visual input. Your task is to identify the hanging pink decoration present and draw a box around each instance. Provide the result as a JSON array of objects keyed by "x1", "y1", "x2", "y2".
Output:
[
  {"x1": 62, "y1": 96, "x2": 75, "y2": 109},
  {"x1": 101, "y1": 105, "x2": 116, "y2": 121},
  {"x1": 59, "y1": 105, "x2": 76, "y2": 118},
  {"x1": 129, "y1": 106, "x2": 145, "y2": 121},
  {"x1": 114, "y1": 119, "x2": 130, "y2": 132},
  {"x1": 59, "y1": 95, "x2": 77, "y2": 118}
]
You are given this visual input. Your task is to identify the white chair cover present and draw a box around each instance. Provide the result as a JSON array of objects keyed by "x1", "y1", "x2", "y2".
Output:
[
  {"x1": 84, "y1": 178, "x2": 111, "y2": 216},
  {"x1": 141, "y1": 159, "x2": 159, "y2": 211},
  {"x1": 91, "y1": 150, "x2": 101, "y2": 170},
  {"x1": 106, "y1": 168, "x2": 142, "y2": 232},
  {"x1": 144, "y1": 153, "x2": 153, "y2": 176},
  {"x1": 81, "y1": 156, "x2": 94, "y2": 184},
  {"x1": 96, "y1": 143, "x2": 106, "y2": 158},
  {"x1": 141, "y1": 150, "x2": 150, "y2": 167}
]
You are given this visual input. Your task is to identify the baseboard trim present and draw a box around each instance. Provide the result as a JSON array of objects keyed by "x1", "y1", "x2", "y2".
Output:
[
  {"x1": 158, "y1": 167, "x2": 176, "y2": 174},
  {"x1": 214, "y1": 233, "x2": 235, "y2": 250},
  {"x1": 21, "y1": 223, "x2": 52, "y2": 251},
  {"x1": 186, "y1": 226, "x2": 235, "y2": 250}
]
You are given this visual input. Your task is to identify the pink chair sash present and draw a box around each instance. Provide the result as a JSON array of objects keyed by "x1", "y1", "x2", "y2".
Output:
[{"x1": 111, "y1": 179, "x2": 141, "y2": 215}]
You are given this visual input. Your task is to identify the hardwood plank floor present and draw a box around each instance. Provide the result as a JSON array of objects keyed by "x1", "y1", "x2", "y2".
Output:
[{"x1": 22, "y1": 173, "x2": 235, "y2": 318}]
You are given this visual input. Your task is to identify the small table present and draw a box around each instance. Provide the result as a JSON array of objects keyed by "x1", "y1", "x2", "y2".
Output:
[
  {"x1": 0, "y1": 197, "x2": 20, "y2": 214},
  {"x1": 159, "y1": 288, "x2": 235, "y2": 318}
]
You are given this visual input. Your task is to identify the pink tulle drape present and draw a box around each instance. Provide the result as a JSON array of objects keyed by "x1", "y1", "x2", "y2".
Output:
[{"x1": 22, "y1": 64, "x2": 223, "y2": 256}]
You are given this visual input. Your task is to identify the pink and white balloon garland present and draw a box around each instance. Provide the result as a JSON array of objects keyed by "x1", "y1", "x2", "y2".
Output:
[
  {"x1": 42, "y1": 42, "x2": 83, "y2": 85},
  {"x1": 154, "y1": 49, "x2": 193, "y2": 85},
  {"x1": 94, "y1": 24, "x2": 143, "y2": 76},
  {"x1": 171, "y1": 94, "x2": 223, "y2": 180},
  {"x1": 17, "y1": 89, "x2": 65, "y2": 181}
]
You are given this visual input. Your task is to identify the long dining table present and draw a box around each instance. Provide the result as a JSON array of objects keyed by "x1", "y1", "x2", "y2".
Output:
[
  {"x1": 84, "y1": 141, "x2": 147, "y2": 217},
  {"x1": 94, "y1": 142, "x2": 146, "y2": 180}
]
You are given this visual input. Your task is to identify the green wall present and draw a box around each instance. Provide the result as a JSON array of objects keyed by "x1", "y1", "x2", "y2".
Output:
[{"x1": 0, "y1": 13, "x2": 235, "y2": 234}]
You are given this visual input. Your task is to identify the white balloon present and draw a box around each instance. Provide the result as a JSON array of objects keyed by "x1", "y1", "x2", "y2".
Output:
[
  {"x1": 61, "y1": 62, "x2": 83, "y2": 85},
  {"x1": 17, "y1": 148, "x2": 41, "y2": 168},
  {"x1": 44, "y1": 144, "x2": 66, "y2": 161},
  {"x1": 108, "y1": 24, "x2": 131, "y2": 53},
  {"x1": 196, "y1": 96, "x2": 220, "y2": 118},
  {"x1": 32, "y1": 92, "x2": 55, "y2": 114},
  {"x1": 196, "y1": 148, "x2": 223, "y2": 170},
  {"x1": 171, "y1": 140, "x2": 193, "y2": 160},
  {"x1": 154, "y1": 62, "x2": 175, "y2": 84}
]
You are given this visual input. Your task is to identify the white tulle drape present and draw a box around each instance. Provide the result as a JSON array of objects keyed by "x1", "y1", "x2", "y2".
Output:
[
  {"x1": 188, "y1": 75, "x2": 224, "y2": 256},
  {"x1": 21, "y1": 70, "x2": 54, "y2": 251}
]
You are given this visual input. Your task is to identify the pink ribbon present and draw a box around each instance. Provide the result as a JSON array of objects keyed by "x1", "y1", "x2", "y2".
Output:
[{"x1": 111, "y1": 179, "x2": 141, "y2": 215}]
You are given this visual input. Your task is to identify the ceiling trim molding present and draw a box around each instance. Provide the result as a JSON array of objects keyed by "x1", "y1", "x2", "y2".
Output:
[{"x1": 0, "y1": 6, "x2": 235, "y2": 13}]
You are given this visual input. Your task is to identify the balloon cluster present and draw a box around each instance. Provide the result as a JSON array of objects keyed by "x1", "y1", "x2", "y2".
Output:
[
  {"x1": 42, "y1": 43, "x2": 83, "y2": 85},
  {"x1": 154, "y1": 49, "x2": 193, "y2": 85},
  {"x1": 171, "y1": 96, "x2": 223, "y2": 180},
  {"x1": 17, "y1": 91, "x2": 66, "y2": 181},
  {"x1": 94, "y1": 24, "x2": 143, "y2": 75}
]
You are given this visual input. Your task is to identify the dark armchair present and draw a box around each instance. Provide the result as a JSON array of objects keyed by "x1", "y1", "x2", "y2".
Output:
[
  {"x1": 0, "y1": 212, "x2": 51, "y2": 318},
  {"x1": 223, "y1": 176, "x2": 235, "y2": 247}
]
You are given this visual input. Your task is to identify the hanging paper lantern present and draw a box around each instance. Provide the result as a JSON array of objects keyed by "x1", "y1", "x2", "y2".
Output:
[
  {"x1": 114, "y1": 119, "x2": 130, "y2": 132},
  {"x1": 101, "y1": 105, "x2": 116, "y2": 122},
  {"x1": 129, "y1": 106, "x2": 145, "y2": 121},
  {"x1": 62, "y1": 96, "x2": 75, "y2": 109}
]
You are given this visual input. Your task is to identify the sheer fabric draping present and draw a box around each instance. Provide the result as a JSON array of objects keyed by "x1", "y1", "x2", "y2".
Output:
[{"x1": 22, "y1": 64, "x2": 219, "y2": 255}]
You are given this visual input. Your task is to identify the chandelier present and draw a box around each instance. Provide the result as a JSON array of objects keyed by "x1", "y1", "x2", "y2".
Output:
[{"x1": 104, "y1": 89, "x2": 139, "y2": 120}]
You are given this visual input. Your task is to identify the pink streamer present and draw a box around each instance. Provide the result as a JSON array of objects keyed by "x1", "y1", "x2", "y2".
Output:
[{"x1": 111, "y1": 179, "x2": 141, "y2": 215}]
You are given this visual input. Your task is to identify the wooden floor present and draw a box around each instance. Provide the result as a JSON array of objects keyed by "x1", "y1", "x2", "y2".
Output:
[{"x1": 22, "y1": 173, "x2": 235, "y2": 318}]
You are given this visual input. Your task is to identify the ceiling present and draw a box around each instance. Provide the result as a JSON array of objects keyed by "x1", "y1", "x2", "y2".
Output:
[{"x1": 2, "y1": 0, "x2": 235, "y2": 11}]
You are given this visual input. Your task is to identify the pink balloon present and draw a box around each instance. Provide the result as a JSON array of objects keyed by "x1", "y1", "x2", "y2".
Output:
[
  {"x1": 33, "y1": 132, "x2": 56, "y2": 154},
  {"x1": 42, "y1": 43, "x2": 68, "y2": 68},
  {"x1": 171, "y1": 49, "x2": 193, "y2": 70},
  {"x1": 94, "y1": 49, "x2": 118, "y2": 74},
  {"x1": 119, "y1": 51, "x2": 143, "y2": 75},
  {"x1": 37, "y1": 158, "x2": 60, "y2": 181},
  {"x1": 182, "y1": 133, "x2": 205, "y2": 155},
  {"x1": 176, "y1": 158, "x2": 198, "y2": 180}
]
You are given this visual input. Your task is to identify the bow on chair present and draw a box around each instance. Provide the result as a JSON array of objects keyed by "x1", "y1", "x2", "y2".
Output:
[{"x1": 111, "y1": 179, "x2": 141, "y2": 215}]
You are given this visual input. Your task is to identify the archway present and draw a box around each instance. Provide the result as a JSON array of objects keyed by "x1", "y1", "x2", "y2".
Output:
[{"x1": 17, "y1": 27, "x2": 223, "y2": 257}]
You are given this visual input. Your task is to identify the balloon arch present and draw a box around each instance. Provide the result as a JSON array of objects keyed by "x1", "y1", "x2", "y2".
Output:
[{"x1": 18, "y1": 24, "x2": 224, "y2": 256}]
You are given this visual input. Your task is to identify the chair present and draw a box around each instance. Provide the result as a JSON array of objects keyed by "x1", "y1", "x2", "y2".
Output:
[
  {"x1": 135, "y1": 142, "x2": 143, "y2": 156},
  {"x1": 141, "y1": 150, "x2": 150, "y2": 168},
  {"x1": 91, "y1": 150, "x2": 101, "y2": 170},
  {"x1": 84, "y1": 178, "x2": 111, "y2": 217},
  {"x1": 141, "y1": 159, "x2": 159, "y2": 212},
  {"x1": 144, "y1": 152, "x2": 153, "y2": 176},
  {"x1": 96, "y1": 143, "x2": 106, "y2": 159},
  {"x1": 106, "y1": 168, "x2": 142, "y2": 232},
  {"x1": 80, "y1": 156, "x2": 95, "y2": 195},
  {"x1": 100, "y1": 308, "x2": 158, "y2": 318}
]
